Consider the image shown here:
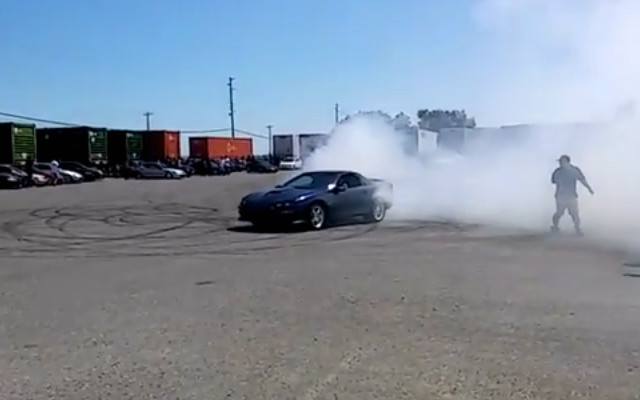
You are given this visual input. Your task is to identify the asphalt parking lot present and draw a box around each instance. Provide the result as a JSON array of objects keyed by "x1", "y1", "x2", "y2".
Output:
[{"x1": 2, "y1": 173, "x2": 640, "y2": 399}]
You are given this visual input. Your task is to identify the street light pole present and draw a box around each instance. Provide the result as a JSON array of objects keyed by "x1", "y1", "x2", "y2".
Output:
[
  {"x1": 267, "y1": 125, "x2": 273, "y2": 159},
  {"x1": 143, "y1": 111, "x2": 153, "y2": 131},
  {"x1": 228, "y1": 77, "x2": 236, "y2": 138}
]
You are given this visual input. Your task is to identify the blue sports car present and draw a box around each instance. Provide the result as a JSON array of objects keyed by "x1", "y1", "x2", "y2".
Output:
[{"x1": 238, "y1": 170, "x2": 393, "y2": 230}]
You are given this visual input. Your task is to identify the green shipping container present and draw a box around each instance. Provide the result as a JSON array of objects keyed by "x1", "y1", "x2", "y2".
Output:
[
  {"x1": 0, "y1": 122, "x2": 37, "y2": 166},
  {"x1": 37, "y1": 127, "x2": 108, "y2": 165},
  {"x1": 107, "y1": 130, "x2": 143, "y2": 164}
]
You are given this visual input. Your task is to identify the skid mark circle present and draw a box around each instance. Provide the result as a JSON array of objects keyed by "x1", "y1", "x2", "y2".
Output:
[{"x1": 0, "y1": 203, "x2": 383, "y2": 258}]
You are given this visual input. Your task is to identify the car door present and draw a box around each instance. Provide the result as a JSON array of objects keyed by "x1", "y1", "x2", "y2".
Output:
[
  {"x1": 149, "y1": 164, "x2": 165, "y2": 178},
  {"x1": 140, "y1": 164, "x2": 158, "y2": 178},
  {"x1": 332, "y1": 173, "x2": 367, "y2": 219}
]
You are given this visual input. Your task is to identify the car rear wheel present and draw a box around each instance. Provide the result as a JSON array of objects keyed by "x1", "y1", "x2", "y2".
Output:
[
  {"x1": 308, "y1": 203, "x2": 327, "y2": 230},
  {"x1": 368, "y1": 198, "x2": 386, "y2": 223}
]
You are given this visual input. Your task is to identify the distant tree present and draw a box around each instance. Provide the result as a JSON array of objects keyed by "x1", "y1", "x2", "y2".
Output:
[
  {"x1": 416, "y1": 109, "x2": 476, "y2": 131},
  {"x1": 392, "y1": 112, "x2": 412, "y2": 128}
]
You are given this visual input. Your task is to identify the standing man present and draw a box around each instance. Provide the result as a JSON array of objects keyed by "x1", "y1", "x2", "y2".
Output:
[
  {"x1": 25, "y1": 156, "x2": 34, "y2": 185},
  {"x1": 551, "y1": 154, "x2": 594, "y2": 235}
]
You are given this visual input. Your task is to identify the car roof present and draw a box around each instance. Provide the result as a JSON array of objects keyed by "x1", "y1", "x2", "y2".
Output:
[{"x1": 303, "y1": 170, "x2": 353, "y2": 175}]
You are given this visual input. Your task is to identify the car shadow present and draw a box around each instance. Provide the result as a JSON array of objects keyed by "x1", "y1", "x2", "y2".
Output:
[
  {"x1": 227, "y1": 224, "x2": 310, "y2": 234},
  {"x1": 227, "y1": 219, "x2": 372, "y2": 234}
]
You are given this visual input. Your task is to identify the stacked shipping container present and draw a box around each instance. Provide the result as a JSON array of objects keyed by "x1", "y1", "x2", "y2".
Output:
[
  {"x1": 189, "y1": 137, "x2": 253, "y2": 159},
  {"x1": 107, "y1": 130, "x2": 143, "y2": 165},
  {"x1": 0, "y1": 123, "x2": 37, "y2": 166},
  {"x1": 141, "y1": 130, "x2": 180, "y2": 161},
  {"x1": 36, "y1": 126, "x2": 108, "y2": 164}
]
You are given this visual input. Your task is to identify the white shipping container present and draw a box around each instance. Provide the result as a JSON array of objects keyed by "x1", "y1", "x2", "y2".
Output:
[
  {"x1": 272, "y1": 134, "x2": 298, "y2": 159},
  {"x1": 418, "y1": 129, "x2": 438, "y2": 154}
]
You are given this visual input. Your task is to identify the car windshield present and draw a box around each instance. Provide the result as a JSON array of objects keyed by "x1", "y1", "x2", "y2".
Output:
[{"x1": 281, "y1": 172, "x2": 338, "y2": 189}]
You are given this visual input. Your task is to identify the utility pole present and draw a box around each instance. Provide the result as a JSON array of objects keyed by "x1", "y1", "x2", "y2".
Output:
[
  {"x1": 143, "y1": 112, "x2": 153, "y2": 131},
  {"x1": 267, "y1": 125, "x2": 273, "y2": 158},
  {"x1": 335, "y1": 103, "x2": 340, "y2": 124},
  {"x1": 228, "y1": 77, "x2": 236, "y2": 138}
]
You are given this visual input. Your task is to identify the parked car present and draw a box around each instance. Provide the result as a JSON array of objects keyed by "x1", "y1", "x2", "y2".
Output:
[
  {"x1": 0, "y1": 164, "x2": 30, "y2": 189},
  {"x1": 58, "y1": 168, "x2": 84, "y2": 184},
  {"x1": 279, "y1": 156, "x2": 303, "y2": 170},
  {"x1": 129, "y1": 162, "x2": 184, "y2": 179},
  {"x1": 176, "y1": 161, "x2": 195, "y2": 177},
  {"x1": 246, "y1": 159, "x2": 278, "y2": 173},
  {"x1": 31, "y1": 173, "x2": 49, "y2": 186},
  {"x1": 158, "y1": 163, "x2": 188, "y2": 179},
  {"x1": 188, "y1": 159, "x2": 225, "y2": 176},
  {"x1": 33, "y1": 163, "x2": 64, "y2": 185},
  {"x1": 238, "y1": 170, "x2": 394, "y2": 230},
  {"x1": 58, "y1": 161, "x2": 104, "y2": 181}
]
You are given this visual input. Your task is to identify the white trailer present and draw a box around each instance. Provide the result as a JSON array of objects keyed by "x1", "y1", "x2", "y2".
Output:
[{"x1": 272, "y1": 134, "x2": 299, "y2": 160}]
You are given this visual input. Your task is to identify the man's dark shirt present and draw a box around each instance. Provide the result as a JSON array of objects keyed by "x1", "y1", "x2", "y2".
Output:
[{"x1": 551, "y1": 165, "x2": 586, "y2": 198}]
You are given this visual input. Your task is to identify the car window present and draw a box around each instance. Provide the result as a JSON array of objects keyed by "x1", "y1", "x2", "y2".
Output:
[
  {"x1": 337, "y1": 173, "x2": 363, "y2": 188},
  {"x1": 282, "y1": 172, "x2": 337, "y2": 189}
]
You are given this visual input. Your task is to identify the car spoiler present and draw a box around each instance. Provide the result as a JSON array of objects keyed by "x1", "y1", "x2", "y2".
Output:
[{"x1": 369, "y1": 178, "x2": 393, "y2": 188}]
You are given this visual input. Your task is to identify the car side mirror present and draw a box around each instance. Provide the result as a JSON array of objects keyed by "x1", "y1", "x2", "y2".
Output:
[{"x1": 331, "y1": 184, "x2": 346, "y2": 193}]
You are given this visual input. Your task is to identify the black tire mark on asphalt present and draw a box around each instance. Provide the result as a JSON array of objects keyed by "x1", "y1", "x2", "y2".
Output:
[{"x1": 0, "y1": 203, "x2": 383, "y2": 258}]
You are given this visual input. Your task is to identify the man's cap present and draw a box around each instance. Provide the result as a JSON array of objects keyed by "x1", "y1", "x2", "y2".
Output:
[{"x1": 558, "y1": 154, "x2": 571, "y2": 162}]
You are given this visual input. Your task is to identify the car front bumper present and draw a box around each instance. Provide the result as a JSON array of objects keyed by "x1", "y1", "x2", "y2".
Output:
[{"x1": 238, "y1": 203, "x2": 308, "y2": 224}]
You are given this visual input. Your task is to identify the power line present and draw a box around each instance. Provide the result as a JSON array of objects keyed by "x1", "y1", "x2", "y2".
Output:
[
  {"x1": 235, "y1": 128, "x2": 268, "y2": 140},
  {"x1": 181, "y1": 128, "x2": 232, "y2": 134},
  {"x1": 0, "y1": 110, "x2": 269, "y2": 140},
  {"x1": 0, "y1": 111, "x2": 85, "y2": 127}
]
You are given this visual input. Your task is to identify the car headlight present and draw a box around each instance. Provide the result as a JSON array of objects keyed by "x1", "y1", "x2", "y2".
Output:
[
  {"x1": 7, "y1": 176, "x2": 17, "y2": 182},
  {"x1": 295, "y1": 194, "x2": 310, "y2": 202}
]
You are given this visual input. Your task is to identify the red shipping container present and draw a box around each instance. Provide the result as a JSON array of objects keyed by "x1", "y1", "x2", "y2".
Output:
[
  {"x1": 189, "y1": 137, "x2": 253, "y2": 159},
  {"x1": 141, "y1": 130, "x2": 181, "y2": 161}
]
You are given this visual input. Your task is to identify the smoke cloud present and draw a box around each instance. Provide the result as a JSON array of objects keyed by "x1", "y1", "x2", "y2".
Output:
[{"x1": 304, "y1": 0, "x2": 640, "y2": 250}]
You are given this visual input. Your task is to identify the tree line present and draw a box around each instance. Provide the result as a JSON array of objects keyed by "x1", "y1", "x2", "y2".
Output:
[{"x1": 340, "y1": 109, "x2": 477, "y2": 133}]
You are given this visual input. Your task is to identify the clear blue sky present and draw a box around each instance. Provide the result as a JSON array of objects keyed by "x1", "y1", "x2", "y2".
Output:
[{"x1": 1, "y1": 0, "x2": 502, "y2": 153}]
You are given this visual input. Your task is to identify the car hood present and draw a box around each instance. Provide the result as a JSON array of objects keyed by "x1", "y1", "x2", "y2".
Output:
[
  {"x1": 11, "y1": 169, "x2": 27, "y2": 177},
  {"x1": 85, "y1": 167, "x2": 103, "y2": 175},
  {"x1": 165, "y1": 168, "x2": 185, "y2": 174},
  {"x1": 244, "y1": 187, "x2": 319, "y2": 204},
  {"x1": 60, "y1": 169, "x2": 83, "y2": 178},
  {"x1": 0, "y1": 172, "x2": 16, "y2": 179}
]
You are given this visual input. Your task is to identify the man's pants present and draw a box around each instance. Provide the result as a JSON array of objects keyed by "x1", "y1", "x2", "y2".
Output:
[{"x1": 552, "y1": 196, "x2": 580, "y2": 229}]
